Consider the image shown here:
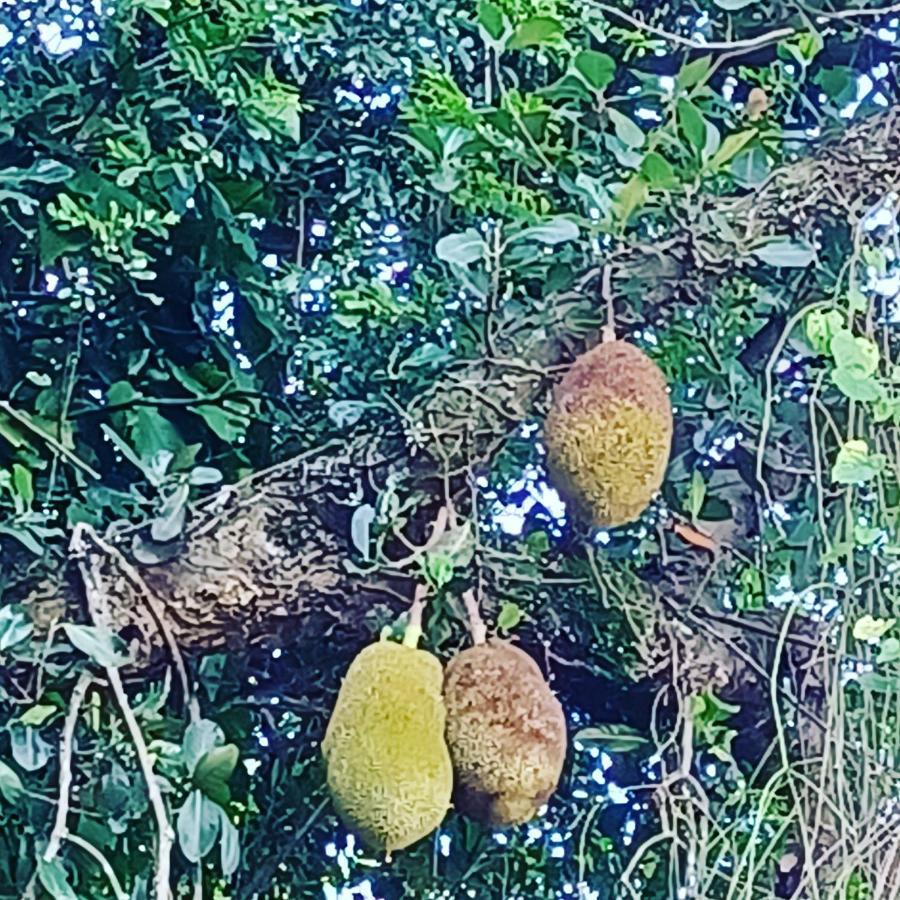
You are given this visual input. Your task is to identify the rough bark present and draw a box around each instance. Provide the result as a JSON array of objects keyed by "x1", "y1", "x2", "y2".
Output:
[{"x1": 19, "y1": 110, "x2": 900, "y2": 665}]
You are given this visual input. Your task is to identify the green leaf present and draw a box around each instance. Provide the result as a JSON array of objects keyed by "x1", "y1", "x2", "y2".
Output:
[
  {"x1": 805, "y1": 309, "x2": 844, "y2": 354},
  {"x1": 832, "y1": 368, "x2": 885, "y2": 403},
  {"x1": 189, "y1": 466, "x2": 223, "y2": 486},
  {"x1": 436, "y1": 229, "x2": 484, "y2": 266},
  {"x1": 151, "y1": 482, "x2": 189, "y2": 542},
  {"x1": 515, "y1": 216, "x2": 580, "y2": 245},
  {"x1": 573, "y1": 50, "x2": 615, "y2": 91},
  {"x1": 751, "y1": 238, "x2": 816, "y2": 268},
  {"x1": 608, "y1": 109, "x2": 644, "y2": 149},
  {"x1": 708, "y1": 130, "x2": 755, "y2": 169},
  {"x1": 677, "y1": 56, "x2": 712, "y2": 89},
  {"x1": 0, "y1": 605, "x2": 33, "y2": 651},
  {"x1": 20, "y1": 704, "x2": 57, "y2": 727},
  {"x1": 12, "y1": 464, "x2": 33, "y2": 510},
  {"x1": 37, "y1": 857, "x2": 79, "y2": 900},
  {"x1": 677, "y1": 99, "x2": 707, "y2": 153},
  {"x1": 424, "y1": 554, "x2": 454, "y2": 589},
  {"x1": 687, "y1": 470, "x2": 706, "y2": 519},
  {"x1": 713, "y1": 0, "x2": 756, "y2": 8},
  {"x1": 350, "y1": 504, "x2": 375, "y2": 560},
  {"x1": 877, "y1": 637, "x2": 900, "y2": 664},
  {"x1": 574, "y1": 724, "x2": 650, "y2": 753},
  {"x1": 830, "y1": 330, "x2": 879, "y2": 376},
  {"x1": 219, "y1": 808, "x2": 240, "y2": 876},
  {"x1": 477, "y1": 0, "x2": 505, "y2": 41},
  {"x1": 0, "y1": 759, "x2": 23, "y2": 803},
  {"x1": 497, "y1": 601, "x2": 523, "y2": 632},
  {"x1": 613, "y1": 174, "x2": 648, "y2": 224},
  {"x1": 183, "y1": 720, "x2": 224, "y2": 774},
  {"x1": 194, "y1": 744, "x2": 239, "y2": 806},
  {"x1": 831, "y1": 439, "x2": 886, "y2": 485},
  {"x1": 11, "y1": 726, "x2": 52, "y2": 772},
  {"x1": 639, "y1": 152, "x2": 676, "y2": 189},
  {"x1": 508, "y1": 16, "x2": 563, "y2": 50},
  {"x1": 814, "y1": 66, "x2": 857, "y2": 105},
  {"x1": 177, "y1": 789, "x2": 222, "y2": 863},
  {"x1": 62, "y1": 623, "x2": 132, "y2": 668},
  {"x1": 853, "y1": 614, "x2": 895, "y2": 642}
]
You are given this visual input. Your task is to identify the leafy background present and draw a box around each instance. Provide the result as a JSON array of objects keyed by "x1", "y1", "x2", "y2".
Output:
[{"x1": 1, "y1": 0, "x2": 899, "y2": 897}]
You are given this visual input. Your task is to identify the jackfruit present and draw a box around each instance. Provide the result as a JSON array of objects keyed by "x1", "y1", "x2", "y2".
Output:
[
  {"x1": 322, "y1": 640, "x2": 453, "y2": 853},
  {"x1": 544, "y1": 339, "x2": 672, "y2": 528},
  {"x1": 443, "y1": 640, "x2": 567, "y2": 827}
]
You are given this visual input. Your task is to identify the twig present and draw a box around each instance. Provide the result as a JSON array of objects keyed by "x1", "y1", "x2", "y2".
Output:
[
  {"x1": 0, "y1": 400, "x2": 100, "y2": 480},
  {"x1": 70, "y1": 523, "x2": 193, "y2": 715},
  {"x1": 462, "y1": 589, "x2": 487, "y2": 645},
  {"x1": 592, "y1": 3, "x2": 794, "y2": 50},
  {"x1": 44, "y1": 671, "x2": 93, "y2": 863},
  {"x1": 76, "y1": 552, "x2": 174, "y2": 900},
  {"x1": 64, "y1": 832, "x2": 129, "y2": 900},
  {"x1": 593, "y1": 2, "x2": 900, "y2": 52},
  {"x1": 404, "y1": 583, "x2": 428, "y2": 648}
]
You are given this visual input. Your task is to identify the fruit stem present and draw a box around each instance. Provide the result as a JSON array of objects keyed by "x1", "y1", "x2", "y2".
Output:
[
  {"x1": 403, "y1": 584, "x2": 427, "y2": 647},
  {"x1": 601, "y1": 263, "x2": 615, "y2": 342},
  {"x1": 462, "y1": 589, "x2": 487, "y2": 645}
]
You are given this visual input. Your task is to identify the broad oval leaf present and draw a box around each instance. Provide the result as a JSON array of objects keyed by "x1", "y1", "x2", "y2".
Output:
[
  {"x1": 497, "y1": 601, "x2": 523, "y2": 632},
  {"x1": 177, "y1": 789, "x2": 222, "y2": 863},
  {"x1": 476, "y1": 0, "x2": 505, "y2": 41},
  {"x1": 436, "y1": 229, "x2": 484, "y2": 267},
  {"x1": 514, "y1": 216, "x2": 580, "y2": 245},
  {"x1": 194, "y1": 744, "x2": 239, "y2": 806},
  {"x1": 62, "y1": 623, "x2": 132, "y2": 668},
  {"x1": 751, "y1": 238, "x2": 816, "y2": 268},
  {"x1": 832, "y1": 439, "x2": 886, "y2": 485},
  {"x1": 573, "y1": 50, "x2": 615, "y2": 91},
  {"x1": 508, "y1": 16, "x2": 563, "y2": 50}
]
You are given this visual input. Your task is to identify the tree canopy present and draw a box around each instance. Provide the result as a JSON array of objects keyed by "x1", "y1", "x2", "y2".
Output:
[{"x1": 1, "y1": 0, "x2": 899, "y2": 897}]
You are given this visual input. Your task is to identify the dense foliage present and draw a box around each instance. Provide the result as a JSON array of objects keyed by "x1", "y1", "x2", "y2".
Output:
[{"x1": 1, "y1": 0, "x2": 899, "y2": 897}]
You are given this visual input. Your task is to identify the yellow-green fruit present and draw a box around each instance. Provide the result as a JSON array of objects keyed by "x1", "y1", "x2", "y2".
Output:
[
  {"x1": 544, "y1": 339, "x2": 673, "y2": 528},
  {"x1": 444, "y1": 641, "x2": 567, "y2": 827},
  {"x1": 322, "y1": 640, "x2": 453, "y2": 853}
]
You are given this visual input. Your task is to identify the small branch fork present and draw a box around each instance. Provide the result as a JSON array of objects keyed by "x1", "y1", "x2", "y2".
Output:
[{"x1": 71, "y1": 523, "x2": 176, "y2": 900}]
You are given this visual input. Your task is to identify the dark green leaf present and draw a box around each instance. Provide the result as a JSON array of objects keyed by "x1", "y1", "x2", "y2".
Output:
[
  {"x1": 677, "y1": 99, "x2": 707, "y2": 153},
  {"x1": 508, "y1": 16, "x2": 563, "y2": 50},
  {"x1": 194, "y1": 744, "x2": 239, "y2": 806},
  {"x1": 477, "y1": 0, "x2": 505, "y2": 41},
  {"x1": 573, "y1": 51, "x2": 615, "y2": 90}
]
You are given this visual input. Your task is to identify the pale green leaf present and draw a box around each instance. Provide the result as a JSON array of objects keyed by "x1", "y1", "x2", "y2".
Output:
[
  {"x1": 831, "y1": 439, "x2": 886, "y2": 485},
  {"x1": 853, "y1": 614, "x2": 895, "y2": 642}
]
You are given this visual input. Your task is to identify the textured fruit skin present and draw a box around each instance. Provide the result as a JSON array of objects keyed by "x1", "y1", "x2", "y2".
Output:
[
  {"x1": 544, "y1": 340, "x2": 672, "y2": 528},
  {"x1": 322, "y1": 641, "x2": 452, "y2": 852},
  {"x1": 444, "y1": 641, "x2": 567, "y2": 827}
]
